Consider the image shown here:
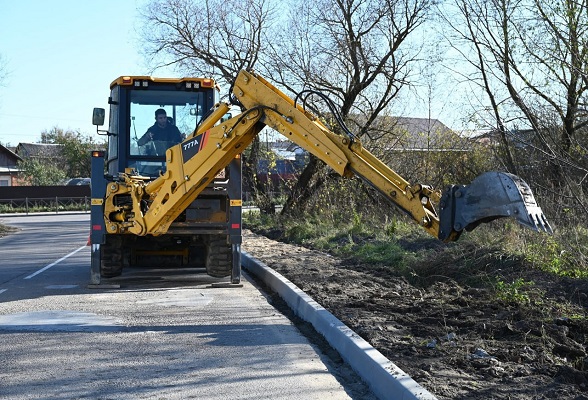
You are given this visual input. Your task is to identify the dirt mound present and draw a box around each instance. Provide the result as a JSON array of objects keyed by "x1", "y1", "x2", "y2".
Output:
[{"x1": 242, "y1": 229, "x2": 588, "y2": 400}]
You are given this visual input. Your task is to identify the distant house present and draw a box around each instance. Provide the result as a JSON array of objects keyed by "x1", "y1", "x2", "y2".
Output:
[
  {"x1": 268, "y1": 140, "x2": 306, "y2": 161},
  {"x1": 249, "y1": 116, "x2": 465, "y2": 192},
  {"x1": 15, "y1": 143, "x2": 65, "y2": 162},
  {"x1": 471, "y1": 127, "x2": 538, "y2": 149},
  {"x1": 260, "y1": 116, "x2": 463, "y2": 167},
  {"x1": 0, "y1": 144, "x2": 22, "y2": 186},
  {"x1": 254, "y1": 141, "x2": 307, "y2": 190},
  {"x1": 372, "y1": 116, "x2": 468, "y2": 152},
  {"x1": 7, "y1": 143, "x2": 68, "y2": 186}
]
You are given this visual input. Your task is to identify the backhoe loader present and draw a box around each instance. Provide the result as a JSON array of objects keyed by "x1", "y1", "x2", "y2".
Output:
[{"x1": 90, "y1": 70, "x2": 551, "y2": 285}]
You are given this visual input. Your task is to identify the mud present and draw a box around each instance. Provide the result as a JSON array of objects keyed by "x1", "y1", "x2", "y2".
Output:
[{"x1": 242, "y1": 229, "x2": 588, "y2": 400}]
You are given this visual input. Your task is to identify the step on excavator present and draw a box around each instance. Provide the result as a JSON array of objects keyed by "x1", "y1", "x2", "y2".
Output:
[{"x1": 90, "y1": 70, "x2": 552, "y2": 285}]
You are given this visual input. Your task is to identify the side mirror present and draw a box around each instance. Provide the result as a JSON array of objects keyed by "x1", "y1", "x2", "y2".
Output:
[{"x1": 92, "y1": 108, "x2": 105, "y2": 126}]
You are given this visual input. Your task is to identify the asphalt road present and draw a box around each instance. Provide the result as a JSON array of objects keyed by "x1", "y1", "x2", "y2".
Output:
[{"x1": 0, "y1": 213, "x2": 370, "y2": 399}]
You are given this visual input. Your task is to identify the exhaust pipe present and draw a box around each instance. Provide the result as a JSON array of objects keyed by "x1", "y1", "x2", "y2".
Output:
[{"x1": 438, "y1": 172, "x2": 552, "y2": 241}]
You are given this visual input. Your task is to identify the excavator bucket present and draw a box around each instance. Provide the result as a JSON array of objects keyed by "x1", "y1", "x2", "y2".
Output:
[{"x1": 438, "y1": 172, "x2": 552, "y2": 241}]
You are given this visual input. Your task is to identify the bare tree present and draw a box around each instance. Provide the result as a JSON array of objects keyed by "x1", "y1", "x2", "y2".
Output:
[
  {"x1": 140, "y1": 0, "x2": 278, "y2": 85},
  {"x1": 0, "y1": 54, "x2": 9, "y2": 93},
  {"x1": 264, "y1": 0, "x2": 437, "y2": 214},
  {"x1": 140, "y1": 0, "x2": 282, "y2": 212},
  {"x1": 441, "y1": 0, "x2": 588, "y2": 207},
  {"x1": 41, "y1": 127, "x2": 107, "y2": 179},
  {"x1": 138, "y1": 0, "x2": 437, "y2": 215}
]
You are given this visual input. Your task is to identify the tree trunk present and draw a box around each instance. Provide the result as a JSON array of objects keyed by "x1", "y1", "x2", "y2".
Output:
[{"x1": 281, "y1": 155, "x2": 324, "y2": 216}]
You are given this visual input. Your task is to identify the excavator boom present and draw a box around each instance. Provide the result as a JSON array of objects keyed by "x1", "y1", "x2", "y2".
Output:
[{"x1": 102, "y1": 70, "x2": 552, "y2": 241}]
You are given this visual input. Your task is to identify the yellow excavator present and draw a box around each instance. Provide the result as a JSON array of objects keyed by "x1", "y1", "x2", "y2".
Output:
[{"x1": 90, "y1": 70, "x2": 552, "y2": 285}]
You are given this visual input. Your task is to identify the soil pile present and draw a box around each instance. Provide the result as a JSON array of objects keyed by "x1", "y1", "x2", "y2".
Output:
[{"x1": 242, "y1": 229, "x2": 588, "y2": 400}]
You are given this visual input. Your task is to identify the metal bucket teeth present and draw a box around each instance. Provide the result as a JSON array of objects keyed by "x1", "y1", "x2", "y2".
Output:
[
  {"x1": 497, "y1": 173, "x2": 553, "y2": 234},
  {"x1": 525, "y1": 206, "x2": 553, "y2": 234}
]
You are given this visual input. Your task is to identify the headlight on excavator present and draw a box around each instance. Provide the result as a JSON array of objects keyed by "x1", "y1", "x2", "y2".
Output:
[{"x1": 186, "y1": 82, "x2": 200, "y2": 89}]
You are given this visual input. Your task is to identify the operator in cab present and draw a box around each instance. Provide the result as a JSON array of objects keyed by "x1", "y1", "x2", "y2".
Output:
[{"x1": 137, "y1": 108, "x2": 183, "y2": 155}]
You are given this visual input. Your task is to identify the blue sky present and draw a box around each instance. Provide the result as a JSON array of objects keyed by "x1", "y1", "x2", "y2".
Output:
[
  {"x1": 0, "y1": 0, "x2": 165, "y2": 146},
  {"x1": 0, "y1": 1, "x2": 470, "y2": 147}
]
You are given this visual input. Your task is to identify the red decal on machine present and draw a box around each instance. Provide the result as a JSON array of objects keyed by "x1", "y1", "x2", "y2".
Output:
[{"x1": 199, "y1": 131, "x2": 209, "y2": 151}]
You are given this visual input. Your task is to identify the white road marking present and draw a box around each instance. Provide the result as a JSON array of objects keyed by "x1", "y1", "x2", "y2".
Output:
[
  {"x1": 0, "y1": 289, "x2": 7, "y2": 295},
  {"x1": 24, "y1": 245, "x2": 86, "y2": 280},
  {"x1": 0, "y1": 311, "x2": 121, "y2": 332}
]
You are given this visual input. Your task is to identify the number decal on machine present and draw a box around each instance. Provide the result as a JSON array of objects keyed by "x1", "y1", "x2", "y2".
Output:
[{"x1": 182, "y1": 131, "x2": 210, "y2": 162}]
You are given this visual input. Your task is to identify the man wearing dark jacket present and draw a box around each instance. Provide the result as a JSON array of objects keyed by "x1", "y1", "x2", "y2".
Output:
[{"x1": 137, "y1": 109, "x2": 182, "y2": 150}]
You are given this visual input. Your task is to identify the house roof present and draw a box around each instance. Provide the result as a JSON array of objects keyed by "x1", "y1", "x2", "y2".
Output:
[
  {"x1": 0, "y1": 166, "x2": 21, "y2": 173},
  {"x1": 265, "y1": 116, "x2": 468, "y2": 156},
  {"x1": 15, "y1": 143, "x2": 65, "y2": 159},
  {"x1": 373, "y1": 116, "x2": 468, "y2": 151},
  {"x1": 474, "y1": 128, "x2": 539, "y2": 148},
  {"x1": 0, "y1": 143, "x2": 23, "y2": 168},
  {"x1": 393, "y1": 117, "x2": 453, "y2": 136},
  {"x1": 265, "y1": 140, "x2": 307, "y2": 160}
]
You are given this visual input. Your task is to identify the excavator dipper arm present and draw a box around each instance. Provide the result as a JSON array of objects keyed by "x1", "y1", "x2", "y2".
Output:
[{"x1": 103, "y1": 70, "x2": 552, "y2": 241}]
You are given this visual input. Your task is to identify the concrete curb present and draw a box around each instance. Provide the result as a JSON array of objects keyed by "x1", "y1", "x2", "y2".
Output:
[{"x1": 241, "y1": 251, "x2": 437, "y2": 400}]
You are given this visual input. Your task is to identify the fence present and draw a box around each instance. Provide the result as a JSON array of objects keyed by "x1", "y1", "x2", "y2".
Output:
[
  {"x1": 0, "y1": 186, "x2": 91, "y2": 214},
  {"x1": 0, "y1": 196, "x2": 90, "y2": 214},
  {"x1": 0, "y1": 188, "x2": 277, "y2": 215}
]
